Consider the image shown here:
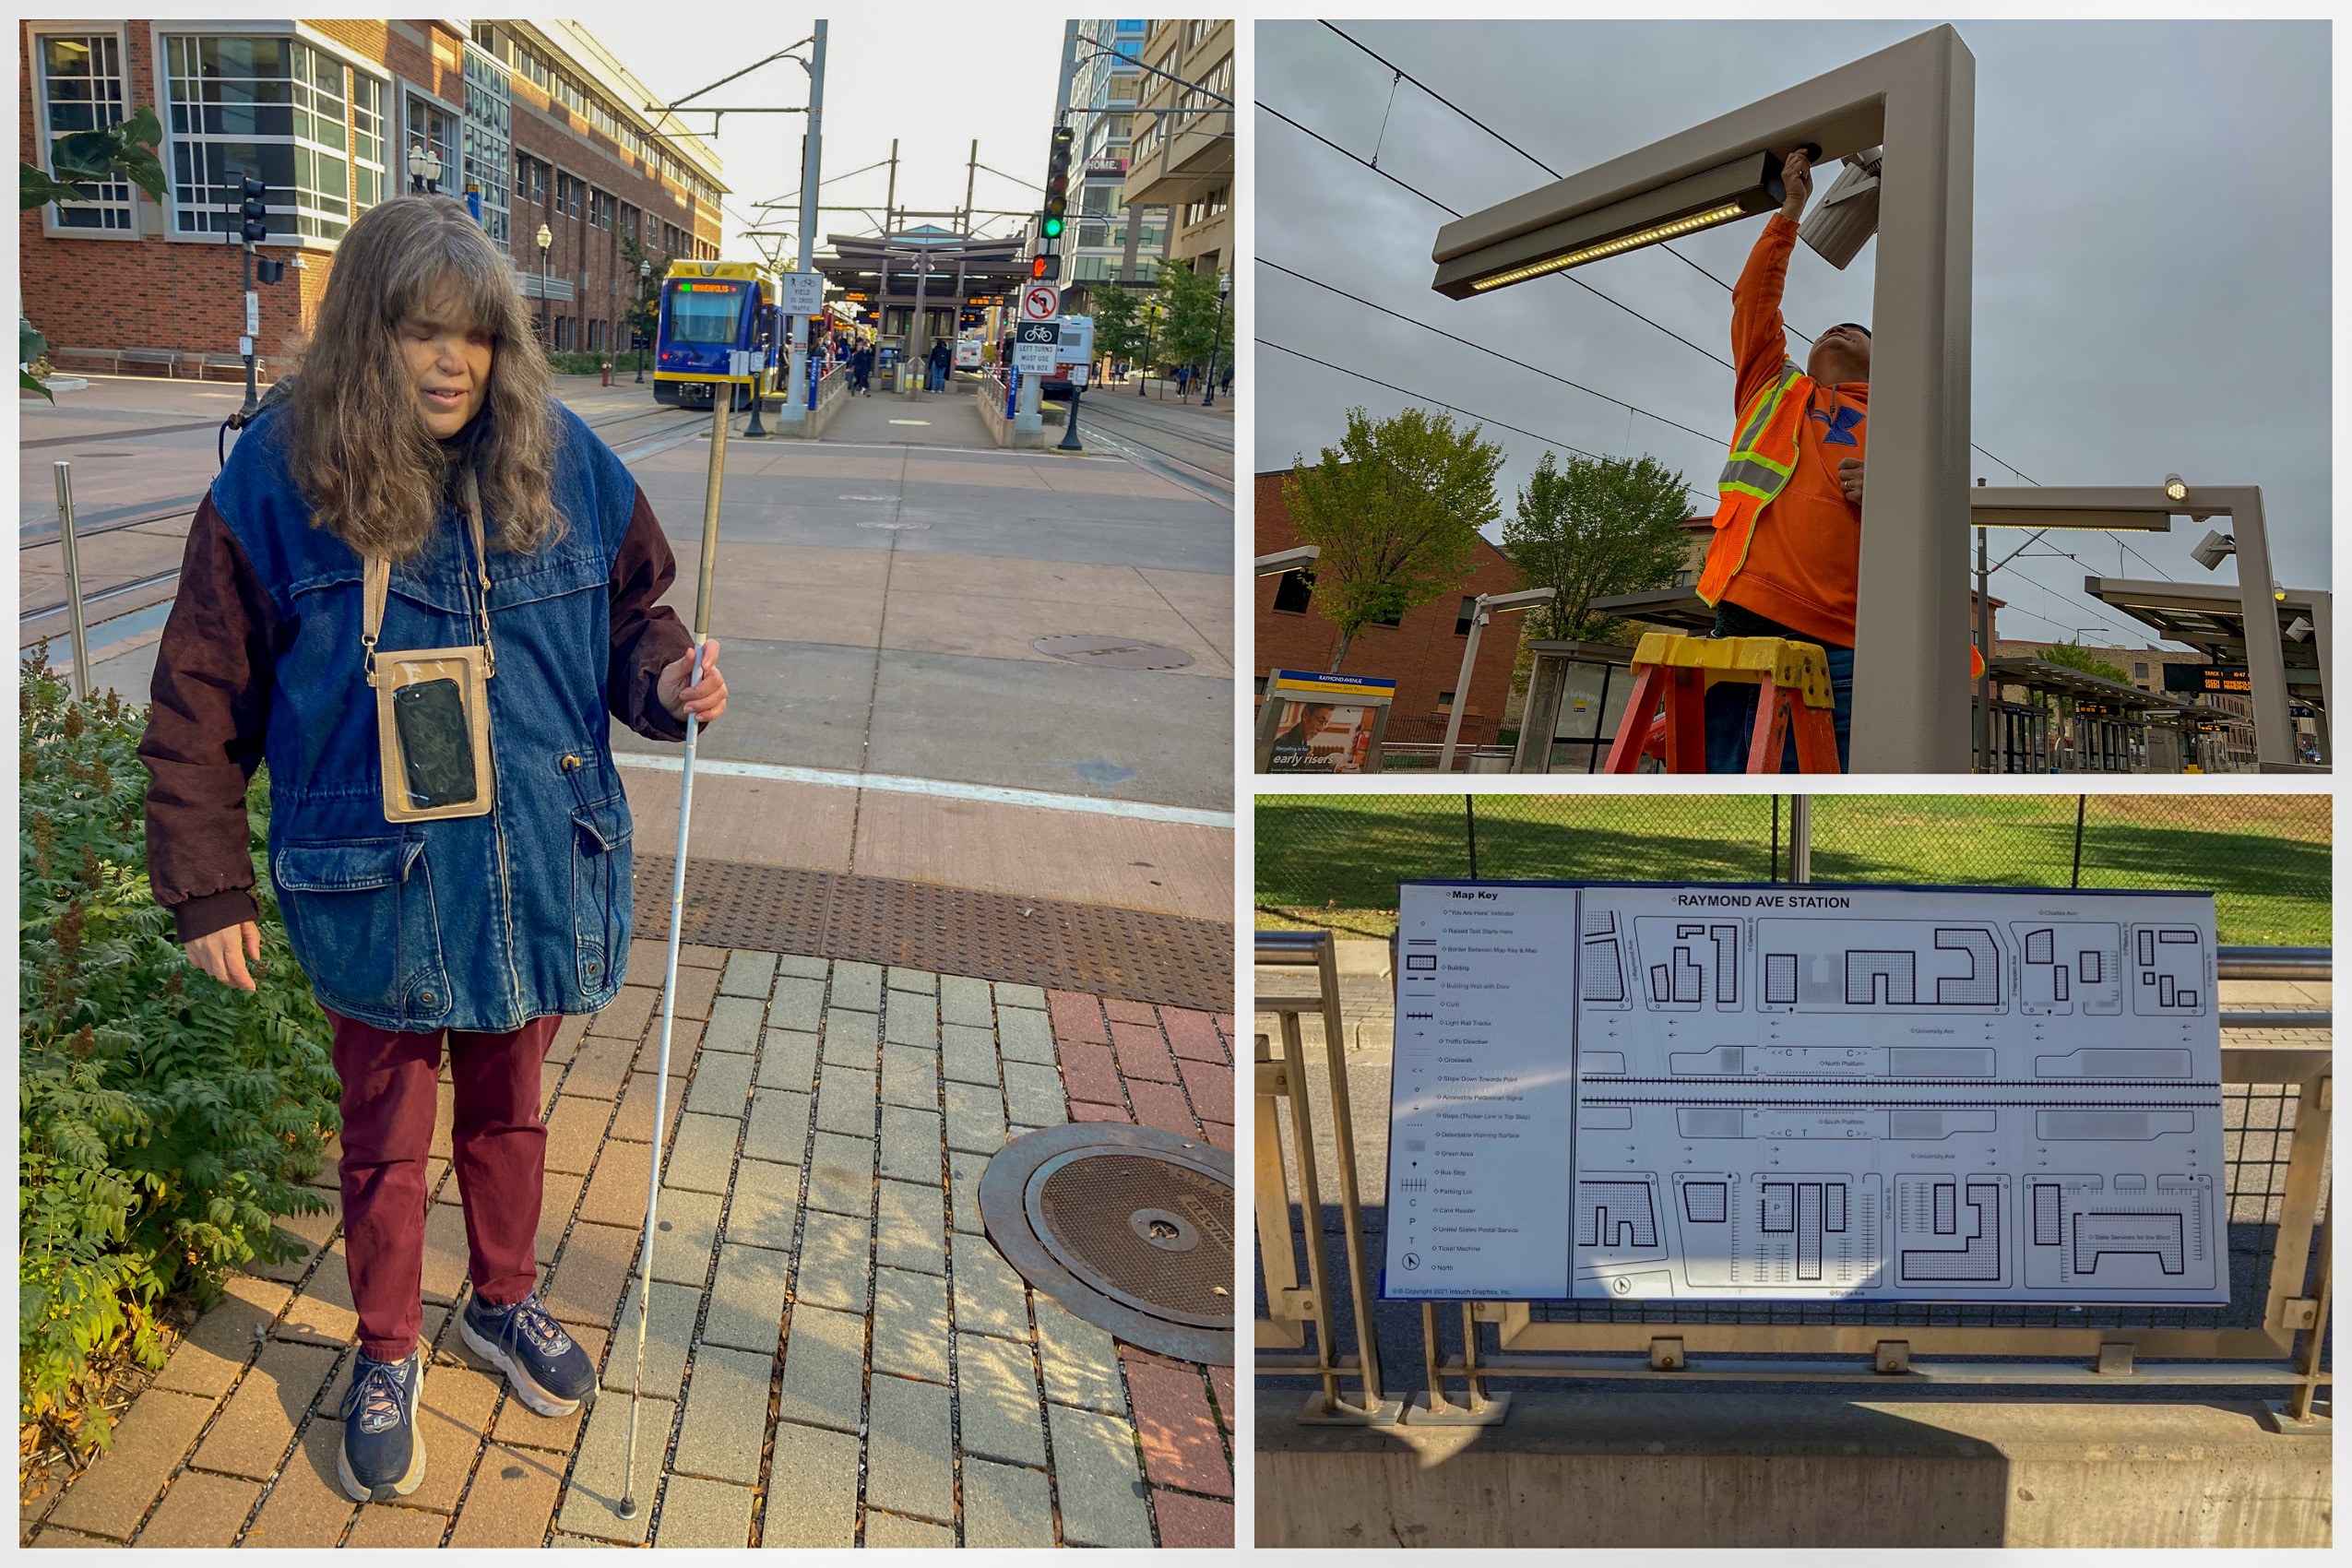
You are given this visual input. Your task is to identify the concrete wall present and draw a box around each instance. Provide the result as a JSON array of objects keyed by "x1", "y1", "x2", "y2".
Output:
[
  {"x1": 977, "y1": 373, "x2": 1047, "y2": 449},
  {"x1": 1256, "y1": 1390, "x2": 2331, "y2": 1548}
]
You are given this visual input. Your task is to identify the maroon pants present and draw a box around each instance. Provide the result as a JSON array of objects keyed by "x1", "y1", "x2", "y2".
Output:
[{"x1": 327, "y1": 1007, "x2": 561, "y2": 1360}]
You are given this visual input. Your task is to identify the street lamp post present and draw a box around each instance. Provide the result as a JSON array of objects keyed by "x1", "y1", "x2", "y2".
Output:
[
  {"x1": 1201, "y1": 271, "x2": 1229, "y2": 408},
  {"x1": 537, "y1": 221, "x2": 553, "y2": 349},
  {"x1": 407, "y1": 146, "x2": 442, "y2": 195},
  {"x1": 636, "y1": 259, "x2": 650, "y2": 382},
  {"x1": 1139, "y1": 299, "x2": 1154, "y2": 397}
]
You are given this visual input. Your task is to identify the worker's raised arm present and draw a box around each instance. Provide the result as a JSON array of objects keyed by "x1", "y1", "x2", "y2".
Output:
[{"x1": 1729, "y1": 149, "x2": 1812, "y2": 410}]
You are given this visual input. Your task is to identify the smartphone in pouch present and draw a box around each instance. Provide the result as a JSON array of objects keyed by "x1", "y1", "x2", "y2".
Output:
[{"x1": 393, "y1": 678, "x2": 478, "y2": 809}]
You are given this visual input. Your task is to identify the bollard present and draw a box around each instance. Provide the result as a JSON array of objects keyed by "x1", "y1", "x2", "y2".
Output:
[
  {"x1": 1057, "y1": 386, "x2": 1083, "y2": 452},
  {"x1": 53, "y1": 461, "x2": 91, "y2": 702},
  {"x1": 600, "y1": 359, "x2": 612, "y2": 387}
]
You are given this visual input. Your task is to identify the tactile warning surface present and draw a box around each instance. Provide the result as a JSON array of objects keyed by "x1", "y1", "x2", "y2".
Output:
[{"x1": 634, "y1": 852, "x2": 1232, "y2": 1014}]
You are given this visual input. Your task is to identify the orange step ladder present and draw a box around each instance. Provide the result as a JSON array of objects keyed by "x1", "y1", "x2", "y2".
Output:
[{"x1": 1604, "y1": 632, "x2": 1839, "y2": 774}]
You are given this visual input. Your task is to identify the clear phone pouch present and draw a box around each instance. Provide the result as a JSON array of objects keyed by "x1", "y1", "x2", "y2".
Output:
[{"x1": 362, "y1": 471, "x2": 497, "y2": 823}]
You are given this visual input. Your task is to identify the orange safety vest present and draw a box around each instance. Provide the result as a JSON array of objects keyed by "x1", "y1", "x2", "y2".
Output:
[
  {"x1": 1701, "y1": 358, "x2": 1991, "y2": 683},
  {"x1": 1696, "y1": 359, "x2": 1809, "y2": 608}
]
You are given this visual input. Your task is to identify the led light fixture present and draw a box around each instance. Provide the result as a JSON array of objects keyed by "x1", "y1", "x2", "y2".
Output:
[
  {"x1": 2164, "y1": 473, "x2": 2188, "y2": 502},
  {"x1": 1434, "y1": 147, "x2": 1813, "y2": 299}
]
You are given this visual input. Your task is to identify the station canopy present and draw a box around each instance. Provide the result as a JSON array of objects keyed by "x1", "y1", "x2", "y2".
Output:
[
  {"x1": 1981, "y1": 657, "x2": 2204, "y2": 724},
  {"x1": 2084, "y1": 575, "x2": 2327, "y2": 700},
  {"x1": 815, "y1": 226, "x2": 1033, "y2": 316}
]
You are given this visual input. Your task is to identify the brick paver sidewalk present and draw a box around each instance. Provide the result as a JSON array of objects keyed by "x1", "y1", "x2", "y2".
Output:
[{"x1": 24, "y1": 946, "x2": 1236, "y2": 1549}]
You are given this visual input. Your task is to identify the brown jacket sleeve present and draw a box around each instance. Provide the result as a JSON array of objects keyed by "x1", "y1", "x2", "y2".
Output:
[
  {"x1": 609, "y1": 484, "x2": 701, "y2": 742},
  {"x1": 138, "y1": 497, "x2": 278, "y2": 944}
]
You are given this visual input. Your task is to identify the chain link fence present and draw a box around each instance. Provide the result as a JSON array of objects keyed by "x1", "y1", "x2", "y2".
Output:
[{"x1": 1256, "y1": 792, "x2": 2328, "y2": 946}]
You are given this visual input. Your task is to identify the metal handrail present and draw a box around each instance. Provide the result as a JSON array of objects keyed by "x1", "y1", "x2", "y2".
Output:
[
  {"x1": 1273, "y1": 931, "x2": 2331, "y2": 1428},
  {"x1": 1254, "y1": 929, "x2": 1402, "y2": 1424}
]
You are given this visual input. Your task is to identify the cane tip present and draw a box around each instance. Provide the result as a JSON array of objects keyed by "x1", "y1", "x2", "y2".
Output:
[{"x1": 617, "y1": 1496, "x2": 638, "y2": 1520}]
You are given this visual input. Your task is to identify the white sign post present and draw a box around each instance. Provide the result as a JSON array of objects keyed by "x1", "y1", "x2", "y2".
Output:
[
  {"x1": 1020, "y1": 283, "x2": 1062, "y2": 323},
  {"x1": 1385, "y1": 879, "x2": 2226, "y2": 1305}
]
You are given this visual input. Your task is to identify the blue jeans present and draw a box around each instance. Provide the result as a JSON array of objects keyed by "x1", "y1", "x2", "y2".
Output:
[
  {"x1": 1701, "y1": 608, "x2": 1853, "y2": 773},
  {"x1": 928, "y1": 364, "x2": 946, "y2": 391}
]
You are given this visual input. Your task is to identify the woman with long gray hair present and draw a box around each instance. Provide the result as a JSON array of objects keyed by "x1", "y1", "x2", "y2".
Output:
[{"x1": 139, "y1": 195, "x2": 728, "y2": 1503}]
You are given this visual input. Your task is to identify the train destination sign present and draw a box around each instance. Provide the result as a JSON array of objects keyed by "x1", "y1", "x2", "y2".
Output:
[{"x1": 1384, "y1": 880, "x2": 2225, "y2": 1305}]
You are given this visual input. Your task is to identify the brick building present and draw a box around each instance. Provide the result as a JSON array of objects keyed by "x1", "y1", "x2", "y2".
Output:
[
  {"x1": 1254, "y1": 469, "x2": 1524, "y2": 747},
  {"x1": 20, "y1": 18, "x2": 723, "y2": 372}
]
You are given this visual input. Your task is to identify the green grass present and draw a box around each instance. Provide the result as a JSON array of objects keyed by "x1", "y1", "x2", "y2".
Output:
[{"x1": 1255, "y1": 793, "x2": 2329, "y2": 947}]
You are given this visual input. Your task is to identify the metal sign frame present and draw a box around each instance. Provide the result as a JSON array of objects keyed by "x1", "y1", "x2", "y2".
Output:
[{"x1": 1254, "y1": 670, "x2": 1396, "y2": 774}]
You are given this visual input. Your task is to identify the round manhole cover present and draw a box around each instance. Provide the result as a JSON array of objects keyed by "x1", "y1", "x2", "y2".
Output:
[
  {"x1": 1030, "y1": 634, "x2": 1194, "y2": 671},
  {"x1": 980, "y1": 1123, "x2": 1233, "y2": 1364}
]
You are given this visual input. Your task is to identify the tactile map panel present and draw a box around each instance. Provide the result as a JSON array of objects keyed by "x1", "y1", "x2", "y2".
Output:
[
  {"x1": 635, "y1": 853, "x2": 1232, "y2": 1015},
  {"x1": 1383, "y1": 880, "x2": 2224, "y2": 1306}
]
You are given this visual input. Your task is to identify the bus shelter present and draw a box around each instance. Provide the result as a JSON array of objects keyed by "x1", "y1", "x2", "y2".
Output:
[
  {"x1": 1980, "y1": 657, "x2": 2200, "y2": 774},
  {"x1": 1512, "y1": 641, "x2": 1638, "y2": 773}
]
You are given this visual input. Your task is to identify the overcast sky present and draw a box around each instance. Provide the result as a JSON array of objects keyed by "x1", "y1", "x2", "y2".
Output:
[
  {"x1": 583, "y1": 11, "x2": 1071, "y2": 257},
  {"x1": 1255, "y1": 19, "x2": 2330, "y2": 650}
]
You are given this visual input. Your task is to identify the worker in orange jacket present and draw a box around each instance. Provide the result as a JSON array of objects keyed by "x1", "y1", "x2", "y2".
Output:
[{"x1": 1696, "y1": 148, "x2": 1867, "y2": 771}]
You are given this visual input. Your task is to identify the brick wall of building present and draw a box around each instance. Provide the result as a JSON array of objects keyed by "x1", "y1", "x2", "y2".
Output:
[
  {"x1": 19, "y1": 18, "x2": 722, "y2": 368},
  {"x1": 1254, "y1": 470, "x2": 1525, "y2": 746}
]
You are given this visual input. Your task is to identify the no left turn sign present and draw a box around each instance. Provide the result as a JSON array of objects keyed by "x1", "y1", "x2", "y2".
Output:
[{"x1": 1020, "y1": 284, "x2": 1062, "y2": 322}]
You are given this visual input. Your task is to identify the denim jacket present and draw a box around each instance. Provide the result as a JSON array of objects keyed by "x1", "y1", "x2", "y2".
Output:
[{"x1": 207, "y1": 400, "x2": 650, "y2": 1031}]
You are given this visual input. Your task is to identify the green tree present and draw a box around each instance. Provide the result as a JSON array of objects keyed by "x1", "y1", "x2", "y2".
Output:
[
  {"x1": 2037, "y1": 641, "x2": 2132, "y2": 719},
  {"x1": 1089, "y1": 283, "x2": 1148, "y2": 368},
  {"x1": 1155, "y1": 260, "x2": 1228, "y2": 371},
  {"x1": 20, "y1": 105, "x2": 167, "y2": 402},
  {"x1": 619, "y1": 227, "x2": 672, "y2": 360},
  {"x1": 1285, "y1": 406, "x2": 1505, "y2": 671},
  {"x1": 1502, "y1": 451, "x2": 1696, "y2": 643}
]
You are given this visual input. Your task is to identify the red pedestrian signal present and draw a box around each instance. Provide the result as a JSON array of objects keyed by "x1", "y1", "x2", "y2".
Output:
[{"x1": 1029, "y1": 255, "x2": 1051, "y2": 279}]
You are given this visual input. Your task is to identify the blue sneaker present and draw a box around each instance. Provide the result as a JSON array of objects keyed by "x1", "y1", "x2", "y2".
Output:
[
  {"x1": 337, "y1": 1348, "x2": 425, "y2": 1503},
  {"x1": 460, "y1": 1289, "x2": 595, "y2": 1417}
]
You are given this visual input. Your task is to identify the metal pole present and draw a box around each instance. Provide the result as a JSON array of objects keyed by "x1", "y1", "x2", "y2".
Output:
[
  {"x1": 1788, "y1": 794, "x2": 1812, "y2": 883},
  {"x1": 1436, "y1": 600, "x2": 1486, "y2": 772},
  {"x1": 618, "y1": 383, "x2": 730, "y2": 1521},
  {"x1": 1057, "y1": 384, "x2": 1083, "y2": 451},
  {"x1": 2224, "y1": 490, "x2": 2298, "y2": 769},
  {"x1": 1847, "y1": 28, "x2": 1975, "y2": 772},
  {"x1": 241, "y1": 236, "x2": 258, "y2": 416},
  {"x1": 1201, "y1": 279, "x2": 1226, "y2": 407},
  {"x1": 1976, "y1": 517, "x2": 1991, "y2": 772},
  {"x1": 788, "y1": 20, "x2": 826, "y2": 420},
  {"x1": 53, "y1": 463, "x2": 90, "y2": 702}
]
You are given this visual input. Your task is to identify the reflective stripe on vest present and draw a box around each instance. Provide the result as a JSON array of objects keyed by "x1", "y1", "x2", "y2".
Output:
[{"x1": 1697, "y1": 361, "x2": 1811, "y2": 607}]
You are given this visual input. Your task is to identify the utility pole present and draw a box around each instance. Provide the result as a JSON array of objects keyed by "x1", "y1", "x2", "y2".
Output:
[
  {"x1": 781, "y1": 20, "x2": 826, "y2": 428},
  {"x1": 1017, "y1": 20, "x2": 1081, "y2": 434}
]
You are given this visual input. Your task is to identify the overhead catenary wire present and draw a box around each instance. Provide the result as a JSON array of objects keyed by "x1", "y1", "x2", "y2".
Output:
[
  {"x1": 1293, "y1": 31, "x2": 2061, "y2": 486},
  {"x1": 1260, "y1": 338, "x2": 1715, "y2": 506}
]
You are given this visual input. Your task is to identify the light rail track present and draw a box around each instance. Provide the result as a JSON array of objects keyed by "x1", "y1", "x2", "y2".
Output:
[{"x1": 18, "y1": 401, "x2": 710, "y2": 629}]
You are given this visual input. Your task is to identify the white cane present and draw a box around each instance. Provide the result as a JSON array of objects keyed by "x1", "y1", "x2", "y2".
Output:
[{"x1": 617, "y1": 375, "x2": 732, "y2": 1520}]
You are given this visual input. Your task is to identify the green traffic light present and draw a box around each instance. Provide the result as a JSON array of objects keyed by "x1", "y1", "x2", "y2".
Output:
[{"x1": 1042, "y1": 216, "x2": 1064, "y2": 239}]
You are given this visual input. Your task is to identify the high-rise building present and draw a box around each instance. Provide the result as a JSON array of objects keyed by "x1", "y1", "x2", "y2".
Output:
[
  {"x1": 1121, "y1": 18, "x2": 1231, "y2": 278},
  {"x1": 19, "y1": 18, "x2": 724, "y2": 369},
  {"x1": 1061, "y1": 18, "x2": 1169, "y2": 310}
]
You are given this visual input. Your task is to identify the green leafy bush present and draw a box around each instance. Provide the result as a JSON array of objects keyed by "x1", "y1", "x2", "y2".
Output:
[
  {"x1": 547, "y1": 350, "x2": 631, "y2": 376},
  {"x1": 18, "y1": 647, "x2": 339, "y2": 1455}
]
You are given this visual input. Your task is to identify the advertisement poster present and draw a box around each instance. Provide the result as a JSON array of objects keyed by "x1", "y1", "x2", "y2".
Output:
[{"x1": 1259, "y1": 671, "x2": 1395, "y2": 774}]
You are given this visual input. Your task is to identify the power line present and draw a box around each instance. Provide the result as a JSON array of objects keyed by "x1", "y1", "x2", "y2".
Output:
[
  {"x1": 1259, "y1": 338, "x2": 1715, "y2": 505},
  {"x1": 1285, "y1": 40, "x2": 2069, "y2": 485},
  {"x1": 1263, "y1": 258, "x2": 1730, "y2": 449},
  {"x1": 1258, "y1": 99, "x2": 1732, "y2": 369}
]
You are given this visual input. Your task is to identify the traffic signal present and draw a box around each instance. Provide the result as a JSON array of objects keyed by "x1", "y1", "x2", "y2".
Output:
[
  {"x1": 239, "y1": 175, "x2": 267, "y2": 243},
  {"x1": 254, "y1": 256, "x2": 286, "y2": 284},
  {"x1": 1040, "y1": 124, "x2": 1074, "y2": 242}
]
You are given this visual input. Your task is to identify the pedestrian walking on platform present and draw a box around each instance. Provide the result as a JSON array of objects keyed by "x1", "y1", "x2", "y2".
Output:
[{"x1": 137, "y1": 195, "x2": 730, "y2": 1506}]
